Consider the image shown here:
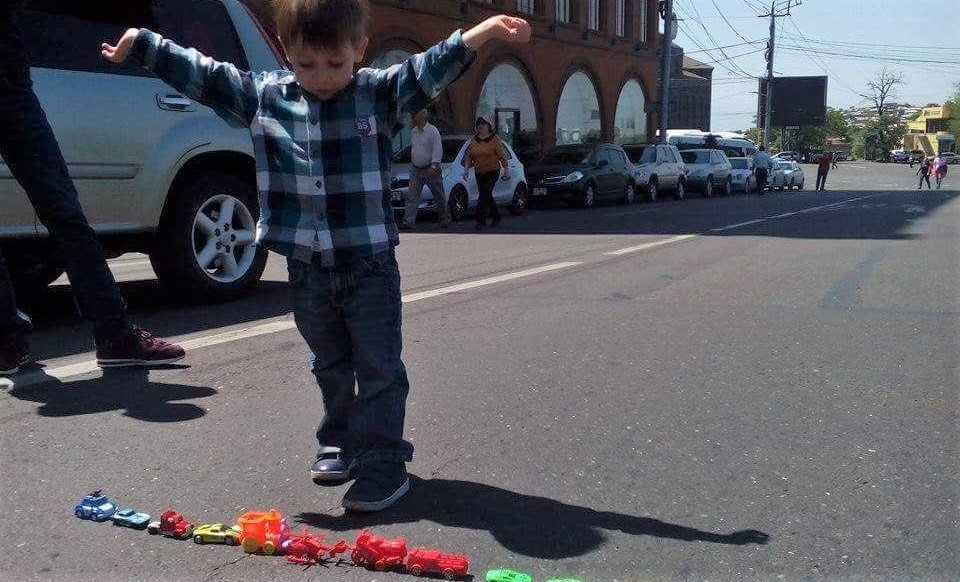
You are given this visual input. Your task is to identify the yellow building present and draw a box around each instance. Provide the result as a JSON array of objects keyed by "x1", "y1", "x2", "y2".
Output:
[{"x1": 903, "y1": 104, "x2": 956, "y2": 156}]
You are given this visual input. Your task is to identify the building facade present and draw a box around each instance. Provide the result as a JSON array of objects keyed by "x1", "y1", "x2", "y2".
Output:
[
  {"x1": 902, "y1": 103, "x2": 956, "y2": 156},
  {"x1": 241, "y1": 0, "x2": 663, "y2": 161},
  {"x1": 666, "y1": 46, "x2": 713, "y2": 132}
]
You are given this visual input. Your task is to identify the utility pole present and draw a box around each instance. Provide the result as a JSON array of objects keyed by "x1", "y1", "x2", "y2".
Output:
[
  {"x1": 657, "y1": 0, "x2": 676, "y2": 143},
  {"x1": 759, "y1": 0, "x2": 801, "y2": 148}
]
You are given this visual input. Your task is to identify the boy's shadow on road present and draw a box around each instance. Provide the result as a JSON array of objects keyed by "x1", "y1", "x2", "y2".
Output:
[
  {"x1": 5, "y1": 367, "x2": 215, "y2": 422},
  {"x1": 296, "y1": 475, "x2": 769, "y2": 559}
]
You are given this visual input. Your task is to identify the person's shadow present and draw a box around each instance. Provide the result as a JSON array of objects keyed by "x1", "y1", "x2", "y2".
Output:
[
  {"x1": 4, "y1": 367, "x2": 216, "y2": 422},
  {"x1": 296, "y1": 475, "x2": 769, "y2": 559}
]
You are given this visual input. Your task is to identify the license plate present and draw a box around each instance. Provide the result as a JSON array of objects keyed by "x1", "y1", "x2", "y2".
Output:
[
  {"x1": 533, "y1": 187, "x2": 547, "y2": 197},
  {"x1": 391, "y1": 190, "x2": 404, "y2": 203}
]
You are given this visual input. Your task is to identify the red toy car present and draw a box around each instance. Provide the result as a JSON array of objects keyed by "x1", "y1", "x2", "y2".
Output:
[
  {"x1": 350, "y1": 529, "x2": 408, "y2": 571},
  {"x1": 146, "y1": 509, "x2": 194, "y2": 539},
  {"x1": 406, "y1": 548, "x2": 470, "y2": 579},
  {"x1": 283, "y1": 527, "x2": 350, "y2": 566}
]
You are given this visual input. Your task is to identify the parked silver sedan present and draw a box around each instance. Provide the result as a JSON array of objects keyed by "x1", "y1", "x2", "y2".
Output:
[
  {"x1": 781, "y1": 161, "x2": 806, "y2": 190},
  {"x1": 679, "y1": 149, "x2": 733, "y2": 197},
  {"x1": 728, "y1": 157, "x2": 757, "y2": 193}
]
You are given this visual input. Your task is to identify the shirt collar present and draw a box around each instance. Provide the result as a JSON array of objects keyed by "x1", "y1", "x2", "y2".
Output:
[{"x1": 277, "y1": 72, "x2": 358, "y2": 102}]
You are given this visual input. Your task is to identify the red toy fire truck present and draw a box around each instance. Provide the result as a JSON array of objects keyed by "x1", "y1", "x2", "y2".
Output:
[
  {"x1": 348, "y1": 529, "x2": 469, "y2": 579},
  {"x1": 146, "y1": 509, "x2": 194, "y2": 539},
  {"x1": 282, "y1": 527, "x2": 350, "y2": 566}
]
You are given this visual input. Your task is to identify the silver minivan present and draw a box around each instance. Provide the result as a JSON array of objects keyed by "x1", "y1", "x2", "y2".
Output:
[{"x1": 1, "y1": 0, "x2": 284, "y2": 300}]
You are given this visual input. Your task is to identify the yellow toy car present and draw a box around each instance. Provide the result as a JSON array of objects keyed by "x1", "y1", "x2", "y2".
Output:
[{"x1": 192, "y1": 523, "x2": 241, "y2": 545}]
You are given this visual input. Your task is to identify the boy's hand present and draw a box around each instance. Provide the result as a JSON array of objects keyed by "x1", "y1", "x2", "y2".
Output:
[
  {"x1": 463, "y1": 16, "x2": 532, "y2": 49},
  {"x1": 100, "y1": 28, "x2": 140, "y2": 64}
]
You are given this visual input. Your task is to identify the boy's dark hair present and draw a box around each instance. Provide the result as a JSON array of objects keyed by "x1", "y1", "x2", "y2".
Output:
[{"x1": 274, "y1": 0, "x2": 370, "y2": 51}]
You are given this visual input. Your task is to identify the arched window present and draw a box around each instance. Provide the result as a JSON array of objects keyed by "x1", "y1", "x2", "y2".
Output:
[
  {"x1": 556, "y1": 71, "x2": 601, "y2": 145},
  {"x1": 614, "y1": 79, "x2": 648, "y2": 144},
  {"x1": 476, "y1": 62, "x2": 540, "y2": 162}
]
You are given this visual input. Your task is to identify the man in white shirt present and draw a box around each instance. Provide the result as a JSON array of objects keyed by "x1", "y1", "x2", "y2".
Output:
[
  {"x1": 753, "y1": 146, "x2": 773, "y2": 195},
  {"x1": 402, "y1": 109, "x2": 449, "y2": 229}
]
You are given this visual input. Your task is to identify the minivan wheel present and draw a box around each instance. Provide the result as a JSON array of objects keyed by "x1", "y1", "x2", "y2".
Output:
[
  {"x1": 449, "y1": 187, "x2": 469, "y2": 222},
  {"x1": 703, "y1": 178, "x2": 714, "y2": 198},
  {"x1": 622, "y1": 182, "x2": 636, "y2": 204},
  {"x1": 151, "y1": 170, "x2": 267, "y2": 302},
  {"x1": 509, "y1": 184, "x2": 528, "y2": 215},
  {"x1": 674, "y1": 180, "x2": 686, "y2": 201},
  {"x1": 646, "y1": 179, "x2": 658, "y2": 202}
]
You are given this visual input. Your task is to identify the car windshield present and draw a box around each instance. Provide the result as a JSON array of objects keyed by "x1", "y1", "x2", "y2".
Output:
[
  {"x1": 680, "y1": 151, "x2": 712, "y2": 164},
  {"x1": 730, "y1": 159, "x2": 749, "y2": 169},
  {"x1": 539, "y1": 147, "x2": 592, "y2": 165},
  {"x1": 627, "y1": 146, "x2": 658, "y2": 163}
]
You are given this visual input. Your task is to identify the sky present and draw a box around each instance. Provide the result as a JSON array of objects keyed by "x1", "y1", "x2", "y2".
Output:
[{"x1": 670, "y1": 0, "x2": 960, "y2": 132}]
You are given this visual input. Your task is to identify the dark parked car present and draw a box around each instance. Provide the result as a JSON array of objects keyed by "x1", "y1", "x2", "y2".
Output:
[{"x1": 526, "y1": 143, "x2": 636, "y2": 208}]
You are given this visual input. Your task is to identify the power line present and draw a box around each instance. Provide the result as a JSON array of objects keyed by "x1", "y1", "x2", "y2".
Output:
[
  {"x1": 778, "y1": 34, "x2": 960, "y2": 52},
  {"x1": 784, "y1": 15, "x2": 866, "y2": 99},
  {"x1": 778, "y1": 45, "x2": 960, "y2": 65},
  {"x1": 674, "y1": 0, "x2": 754, "y2": 78},
  {"x1": 683, "y1": 39, "x2": 764, "y2": 55}
]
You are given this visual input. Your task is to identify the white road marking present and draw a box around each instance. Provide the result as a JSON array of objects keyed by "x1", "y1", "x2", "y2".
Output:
[
  {"x1": 603, "y1": 234, "x2": 698, "y2": 256},
  {"x1": 2, "y1": 262, "x2": 583, "y2": 388},
  {"x1": 711, "y1": 219, "x2": 764, "y2": 231}
]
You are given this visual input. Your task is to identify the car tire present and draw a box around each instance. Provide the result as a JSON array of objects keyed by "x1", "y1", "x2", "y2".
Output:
[
  {"x1": 225, "y1": 536, "x2": 236, "y2": 546},
  {"x1": 509, "y1": 183, "x2": 528, "y2": 216},
  {"x1": 724, "y1": 177, "x2": 732, "y2": 196},
  {"x1": 703, "y1": 178, "x2": 714, "y2": 198},
  {"x1": 582, "y1": 184, "x2": 597, "y2": 208},
  {"x1": 623, "y1": 181, "x2": 637, "y2": 204},
  {"x1": 448, "y1": 186, "x2": 469, "y2": 222},
  {"x1": 263, "y1": 541, "x2": 276, "y2": 555},
  {"x1": 75, "y1": 509, "x2": 84, "y2": 519},
  {"x1": 646, "y1": 179, "x2": 658, "y2": 202},
  {"x1": 151, "y1": 170, "x2": 267, "y2": 302},
  {"x1": 443, "y1": 570, "x2": 456, "y2": 580},
  {"x1": 674, "y1": 180, "x2": 686, "y2": 201},
  {"x1": 409, "y1": 566, "x2": 423, "y2": 576},
  {"x1": 194, "y1": 535, "x2": 203, "y2": 544}
]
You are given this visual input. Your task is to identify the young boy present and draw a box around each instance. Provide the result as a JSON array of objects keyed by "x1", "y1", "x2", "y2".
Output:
[{"x1": 101, "y1": 1, "x2": 530, "y2": 512}]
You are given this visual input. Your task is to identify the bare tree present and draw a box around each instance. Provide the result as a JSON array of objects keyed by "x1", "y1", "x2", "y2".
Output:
[{"x1": 864, "y1": 68, "x2": 906, "y2": 116}]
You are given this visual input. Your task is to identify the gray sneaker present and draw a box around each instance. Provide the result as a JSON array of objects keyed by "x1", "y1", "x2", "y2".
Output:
[
  {"x1": 341, "y1": 460, "x2": 410, "y2": 512},
  {"x1": 310, "y1": 446, "x2": 351, "y2": 484}
]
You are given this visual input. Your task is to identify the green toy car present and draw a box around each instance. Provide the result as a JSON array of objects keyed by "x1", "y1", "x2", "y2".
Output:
[
  {"x1": 192, "y1": 523, "x2": 241, "y2": 545},
  {"x1": 485, "y1": 569, "x2": 533, "y2": 582}
]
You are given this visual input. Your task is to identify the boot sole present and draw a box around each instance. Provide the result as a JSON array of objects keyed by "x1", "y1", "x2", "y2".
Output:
[
  {"x1": 1, "y1": 353, "x2": 31, "y2": 376},
  {"x1": 311, "y1": 470, "x2": 352, "y2": 485},
  {"x1": 97, "y1": 355, "x2": 185, "y2": 368},
  {"x1": 342, "y1": 477, "x2": 410, "y2": 512}
]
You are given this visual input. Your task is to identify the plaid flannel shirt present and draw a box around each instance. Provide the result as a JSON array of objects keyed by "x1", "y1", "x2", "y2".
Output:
[{"x1": 131, "y1": 28, "x2": 476, "y2": 266}]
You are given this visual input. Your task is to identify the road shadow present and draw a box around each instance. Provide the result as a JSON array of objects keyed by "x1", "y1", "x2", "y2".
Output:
[
  {"x1": 407, "y1": 190, "x2": 957, "y2": 241},
  {"x1": 5, "y1": 367, "x2": 216, "y2": 422},
  {"x1": 20, "y1": 279, "x2": 293, "y2": 362},
  {"x1": 295, "y1": 475, "x2": 769, "y2": 559}
]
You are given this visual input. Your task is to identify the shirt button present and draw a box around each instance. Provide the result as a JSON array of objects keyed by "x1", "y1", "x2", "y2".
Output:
[{"x1": 315, "y1": 179, "x2": 324, "y2": 189}]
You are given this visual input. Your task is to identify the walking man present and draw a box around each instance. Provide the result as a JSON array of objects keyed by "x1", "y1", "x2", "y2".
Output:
[
  {"x1": 0, "y1": 2, "x2": 184, "y2": 375},
  {"x1": 753, "y1": 146, "x2": 772, "y2": 195},
  {"x1": 401, "y1": 109, "x2": 449, "y2": 230},
  {"x1": 815, "y1": 151, "x2": 832, "y2": 191}
]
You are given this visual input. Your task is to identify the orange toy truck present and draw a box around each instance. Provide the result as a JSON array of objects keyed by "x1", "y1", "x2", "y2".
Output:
[{"x1": 237, "y1": 509, "x2": 289, "y2": 555}]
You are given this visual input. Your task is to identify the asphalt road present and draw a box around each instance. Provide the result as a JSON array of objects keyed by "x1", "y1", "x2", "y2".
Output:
[{"x1": 1, "y1": 162, "x2": 957, "y2": 582}]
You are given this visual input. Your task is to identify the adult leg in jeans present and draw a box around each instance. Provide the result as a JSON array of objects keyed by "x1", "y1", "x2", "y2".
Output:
[
  {"x1": 424, "y1": 168, "x2": 449, "y2": 225},
  {"x1": 0, "y1": 248, "x2": 32, "y2": 341},
  {"x1": 0, "y1": 77, "x2": 129, "y2": 343}
]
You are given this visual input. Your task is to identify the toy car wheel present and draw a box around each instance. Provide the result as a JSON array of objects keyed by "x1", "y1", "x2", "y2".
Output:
[
  {"x1": 443, "y1": 570, "x2": 456, "y2": 580},
  {"x1": 224, "y1": 536, "x2": 236, "y2": 546},
  {"x1": 75, "y1": 509, "x2": 84, "y2": 518},
  {"x1": 263, "y1": 541, "x2": 276, "y2": 555},
  {"x1": 242, "y1": 538, "x2": 259, "y2": 553},
  {"x1": 409, "y1": 566, "x2": 423, "y2": 576},
  {"x1": 194, "y1": 535, "x2": 203, "y2": 544}
]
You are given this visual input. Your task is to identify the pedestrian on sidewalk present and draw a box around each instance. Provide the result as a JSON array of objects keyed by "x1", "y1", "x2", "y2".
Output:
[
  {"x1": 917, "y1": 158, "x2": 933, "y2": 190},
  {"x1": 831, "y1": 151, "x2": 839, "y2": 170},
  {"x1": 102, "y1": 0, "x2": 531, "y2": 512},
  {"x1": 462, "y1": 117, "x2": 509, "y2": 230},
  {"x1": 933, "y1": 156, "x2": 948, "y2": 189},
  {"x1": 0, "y1": 2, "x2": 184, "y2": 377},
  {"x1": 401, "y1": 108, "x2": 449, "y2": 230},
  {"x1": 815, "y1": 151, "x2": 832, "y2": 191},
  {"x1": 753, "y1": 146, "x2": 772, "y2": 195}
]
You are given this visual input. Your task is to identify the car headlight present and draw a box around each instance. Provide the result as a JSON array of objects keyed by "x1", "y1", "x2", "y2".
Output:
[{"x1": 562, "y1": 171, "x2": 584, "y2": 183}]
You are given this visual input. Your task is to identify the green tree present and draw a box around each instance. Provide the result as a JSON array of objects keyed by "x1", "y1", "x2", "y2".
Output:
[
  {"x1": 825, "y1": 107, "x2": 852, "y2": 139},
  {"x1": 947, "y1": 80, "x2": 960, "y2": 148}
]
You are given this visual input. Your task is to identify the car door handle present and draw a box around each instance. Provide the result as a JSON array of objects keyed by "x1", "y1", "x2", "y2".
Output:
[{"x1": 157, "y1": 94, "x2": 194, "y2": 111}]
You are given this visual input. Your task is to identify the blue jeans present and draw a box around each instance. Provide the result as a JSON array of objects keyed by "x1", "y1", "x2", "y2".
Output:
[
  {"x1": 0, "y1": 70, "x2": 129, "y2": 343},
  {"x1": 289, "y1": 250, "x2": 413, "y2": 465}
]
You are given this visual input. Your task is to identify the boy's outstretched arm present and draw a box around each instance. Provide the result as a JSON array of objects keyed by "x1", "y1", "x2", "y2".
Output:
[
  {"x1": 102, "y1": 28, "x2": 260, "y2": 128},
  {"x1": 383, "y1": 15, "x2": 531, "y2": 119}
]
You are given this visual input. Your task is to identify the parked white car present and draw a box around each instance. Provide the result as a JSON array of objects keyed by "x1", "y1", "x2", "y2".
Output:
[
  {"x1": 781, "y1": 161, "x2": 805, "y2": 190},
  {"x1": 728, "y1": 157, "x2": 757, "y2": 193},
  {"x1": 623, "y1": 144, "x2": 687, "y2": 201},
  {"x1": 767, "y1": 161, "x2": 789, "y2": 190},
  {"x1": 390, "y1": 137, "x2": 529, "y2": 221}
]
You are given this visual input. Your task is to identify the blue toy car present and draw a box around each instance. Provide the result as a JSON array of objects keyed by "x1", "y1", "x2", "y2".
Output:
[
  {"x1": 74, "y1": 490, "x2": 117, "y2": 521},
  {"x1": 110, "y1": 508, "x2": 151, "y2": 529}
]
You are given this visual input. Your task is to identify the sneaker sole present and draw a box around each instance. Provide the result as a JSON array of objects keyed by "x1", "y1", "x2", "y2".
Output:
[
  {"x1": 310, "y1": 470, "x2": 352, "y2": 484},
  {"x1": 0, "y1": 365, "x2": 19, "y2": 375},
  {"x1": 341, "y1": 477, "x2": 410, "y2": 513},
  {"x1": 97, "y1": 355, "x2": 185, "y2": 368},
  {"x1": 2, "y1": 354, "x2": 31, "y2": 376}
]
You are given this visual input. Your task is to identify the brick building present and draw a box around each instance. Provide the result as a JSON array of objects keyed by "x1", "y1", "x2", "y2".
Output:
[
  {"x1": 666, "y1": 46, "x2": 713, "y2": 132},
  {"x1": 245, "y1": 0, "x2": 662, "y2": 161}
]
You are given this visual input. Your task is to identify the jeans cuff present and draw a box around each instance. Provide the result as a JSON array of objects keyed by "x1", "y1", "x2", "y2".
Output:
[{"x1": 351, "y1": 448, "x2": 413, "y2": 465}]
